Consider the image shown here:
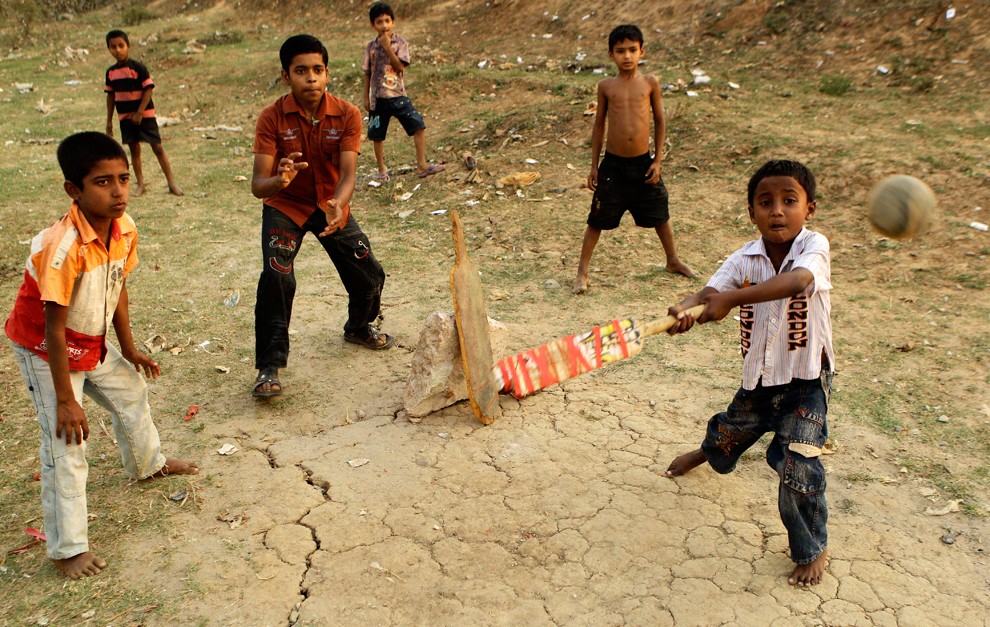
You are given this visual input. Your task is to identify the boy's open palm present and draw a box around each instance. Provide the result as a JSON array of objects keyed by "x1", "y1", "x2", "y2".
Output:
[{"x1": 57, "y1": 399, "x2": 89, "y2": 445}]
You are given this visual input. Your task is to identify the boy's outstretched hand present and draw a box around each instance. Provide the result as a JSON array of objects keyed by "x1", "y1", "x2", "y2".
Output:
[
  {"x1": 123, "y1": 348, "x2": 161, "y2": 379},
  {"x1": 319, "y1": 199, "x2": 344, "y2": 236},
  {"x1": 56, "y1": 399, "x2": 89, "y2": 445},
  {"x1": 277, "y1": 152, "x2": 309, "y2": 188}
]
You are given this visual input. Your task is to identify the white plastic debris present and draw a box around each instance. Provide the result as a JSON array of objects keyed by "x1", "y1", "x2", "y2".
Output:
[
  {"x1": 398, "y1": 192, "x2": 413, "y2": 201},
  {"x1": 477, "y1": 60, "x2": 488, "y2": 68},
  {"x1": 693, "y1": 75, "x2": 711, "y2": 85},
  {"x1": 368, "y1": 180, "x2": 381, "y2": 188},
  {"x1": 945, "y1": 7, "x2": 956, "y2": 20},
  {"x1": 970, "y1": 221, "x2": 988, "y2": 232},
  {"x1": 728, "y1": 81, "x2": 740, "y2": 89},
  {"x1": 430, "y1": 209, "x2": 447, "y2": 215},
  {"x1": 217, "y1": 443, "x2": 238, "y2": 455},
  {"x1": 347, "y1": 458, "x2": 370, "y2": 467},
  {"x1": 686, "y1": 91, "x2": 699, "y2": 97},
  {"x1": 876, "y1": 65, "x2": 890, "y2": 75}
]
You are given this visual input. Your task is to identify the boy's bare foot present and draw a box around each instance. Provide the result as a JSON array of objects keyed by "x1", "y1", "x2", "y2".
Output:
[
  {"x1": 664, "y1": 449, "x2": 706, "y2": 477},
  {"x1": 789, "y1": 549, "x2": 829, "y2": 587},
  {"x1": 149, "y1": 458, "x2": 200, "y2": 478},
  {"x1": 666, "y1": 259, "x2": 696, "y2": 278},
  {"x1": 54, "y1": 552, "x2": 106, "y2": 579},
  {"x1": 168, "y1": 184, "x2": 184, "y2": 196},
  {"x1": 133, "y1": 184, "x2": 146, "y2": 198},
  {"x1": 572, "y1": 275, "x2": 589, "y2": 295}
]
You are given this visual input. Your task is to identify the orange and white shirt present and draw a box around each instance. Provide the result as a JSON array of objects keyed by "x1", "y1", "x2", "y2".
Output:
[
  {"x1": 707, "y1": 228, "x2": 834, "y2": 390},
  {"x1": 5, "y1": 203, "x2": 138, "y2": 371}
]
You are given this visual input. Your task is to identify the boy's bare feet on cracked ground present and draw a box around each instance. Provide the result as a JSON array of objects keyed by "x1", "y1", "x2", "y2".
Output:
[
  {"x1": 664, "y1": 449, "x2": 706, "y2": 477},
  {"x1": 149, "y1": 458, "x2": 200, "y2": 478},
  {"x1": 789, "y1": 549, "x2": 829, "y2": 587},
  {"x1": 572, "y1": 275, "x2": 589, "y2": 295},
  {"x1": 666, "y1": 258, "x2": 696, "y2": 278}
]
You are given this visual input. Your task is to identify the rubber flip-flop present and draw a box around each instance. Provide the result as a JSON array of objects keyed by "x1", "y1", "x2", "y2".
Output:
[
  {"x1": 252, "y1": 369, "x2": 282, "y2": 398},
  {"x1": 344, "y1": 329, "x2": 395, "y2": 350},
  {"x1": 417, "y1": 164, "x2": 445, "y2": 178}
]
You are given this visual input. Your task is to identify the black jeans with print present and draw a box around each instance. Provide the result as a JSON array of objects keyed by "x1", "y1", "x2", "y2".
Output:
[{"x1": 255, "y1": 205, "x2": 385, "y2": 370}]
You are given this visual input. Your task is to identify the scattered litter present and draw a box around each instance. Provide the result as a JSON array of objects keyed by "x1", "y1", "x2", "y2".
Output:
[
  {"x1": 217, "y1": 443, "x2": 238, "y2": 455},
  {"x1": 693, "y1": 75, "x2": 711, "y2": 85},
  {"x1": 477, "y1": 60, "x2": 488, "y2": 68},
  {"x1": 686, "y1": 91, "x2": 699, "y2": 97},
  {"x1": 35, "y1": 99, "x2": 55, "y2": 115},
  {"x1": 224, "y1": 290, "x2": 240, "y2": 307},
  {"x1": 728, "y1": 81, "x2": 740, "y2": 89},
  {"x1": 945, "y1": 7, "x2": 956, "y2": 20},
  {"x1": 951, "y1": 59, "x2": 969, "y2": 65},
  {"x1": 465, "y1": 200, "x2": 480, "y2": 207},
  {"x1": 524, "y1": 158, "x2": 539, "y2": 165},
  {"x1": 347, "y1": 458, "x2": 370, "y2": 467},
  {"x1": 904, "y1": 119, "x2": 923, "y2": 126},
  {"x1": 413, "y1": 183, "x2": 421, "y2": 191},
  {"x1": 592, "y1": 68, "x2": 604, "y2": 74},
  {"x1": 198, "y1": 340, "x2": 213, "y2": 353},
  {"x1": 544, "y1": 279, "x2": 561, "y2": 289},
  {"x1": 80, "y1": 611, "x2": 96, "y2": 620},
  {"x1": 895, "y1": 340, "x2": 916, "y2": 352},
  {"x1": 583, "y1": 103, "x2": 597, "y2": 116},
  {"x1": 430, "y1": 209, "x2": 447, "y2": 215},
  {"x1": 566, "y1": 163, "x2": 576, "y2": 170},
  {"x1": 461, "y1": 150, "x2": 477, "y2": 170},
  {"x1": 64, "y1": 80, "x2": 83, "y2": 86},
  {"x1": 217, "y1": 511, "x2": 246, "y2": 529},
  {"x1": 183, "y1": 40, "x2": 207, "y2": 54},
  {"x1": 15, "y1": 83, "x2": 34, "y2": 93},
  {"x1": 919, "y1": 487, "x2": 938, "y2": 498},
  {"x1": 499, "y1": 171, "x2": 541, "y2": 187},
  {"x1": 191, "y1": 125, "x2": 242, "y2": 132},
  {"x1": 370, "y1": 561, "x2": 405, "y2": 581},
  {"x1": 232, "y1": 175, "x2": 248, "y2": 182},
  {"x1": 184, "y1": 405, "x2": 200, "y2": 421},
  {"x1": 398, "y1": 192, "x2": 413, "y2": 202},
  {"x1": 25, "y1": 528, "x2": 46, "y2": 542},
  {"x1": 438, "y1": 432, "x2": 449, "y2": 439},
  {"x1": 169, "y1": 489, "x2": 187, "y2": 503},
  {"x1": 215, "y1": 365, "x2": 230, "y2": 374},
  {"x1": 531, "y1": 140, "x2": 549, "y2": 147},
  {"x1": 925, "y1": 499, "x2": 962, "y2": 516},
  {"x1": 970, "y1": 221, "x2": 988, "y2": 232},
  {"x1": 876, "y1": 65, "x2": 890, "y2": 75},
  {"x1": 937, "y1": 415, "x2": 949, "y2": 423},
  {"x1": 397, "y1": 209, "x2": 415, "y2": 219}
]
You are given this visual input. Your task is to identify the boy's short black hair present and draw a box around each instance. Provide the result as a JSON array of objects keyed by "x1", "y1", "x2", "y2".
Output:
[
  {"x1": 106, "y1": 29, "x2": 129, "y2": 46},
  {"x1": 747, "y1": 159, "x2": 817, "y2": 206},
  {"x1": 608, "y1": 24, "x2": 644, "y2": 51},
  {"x1": 369, "y1": 2, "x2": 395, "y2": 22},
  {"x1": 278, "y1": 34, "x2": 329, "y2": 72},
  {"x1": 57, "y1": 132, "x2": 128, "y2": 189}
]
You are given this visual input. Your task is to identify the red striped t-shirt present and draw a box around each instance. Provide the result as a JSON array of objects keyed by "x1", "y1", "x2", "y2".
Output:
[{"x1": 105, "y1": 59, "x2": 156, "y2": 121}]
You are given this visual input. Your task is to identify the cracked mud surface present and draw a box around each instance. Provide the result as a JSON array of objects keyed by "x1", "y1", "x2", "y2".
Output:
[{"x1": 124, "y1": 371, "x2": 989, "y2": 625}]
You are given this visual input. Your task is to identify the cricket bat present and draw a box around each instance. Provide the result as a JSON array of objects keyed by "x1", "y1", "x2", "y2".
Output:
[{"x1": 492, "y1": 305, "x2": 705, "y2": 399}]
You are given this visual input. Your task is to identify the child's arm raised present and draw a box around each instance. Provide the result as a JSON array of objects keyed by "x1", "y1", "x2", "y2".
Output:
[
  {"x1": 106, "y1": 92, "x2": 115, "y2": 137},
  {"x1": 587, "y1": 82, "x2": 608, "y2": 191},
  {"x1": 645, "y1": 75, "x2": 665, "y2": 184},
  {"x1": 699, "y1": 268, "x2": 814, "y2": 323},
  {"x1": 44, "y1": 303, "x2": 88, "y2": 445},
  {"x1": 112, "y1": 281, "x2": 160, "y2": 379},
  {"x1": 378, "y1": 29, "x2": 405, "y2": 74}
]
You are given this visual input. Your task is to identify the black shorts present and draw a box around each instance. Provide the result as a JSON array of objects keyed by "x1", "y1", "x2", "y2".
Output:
[
  {"x1": 119, "y1": 117, "x2": 162, "y2": 145},
  {"x1": 367, "y1": 96, "x2": 426, "y2": 141},
  {"x1": 587, "y1": 152, "x2": 670, "y2": 230}
]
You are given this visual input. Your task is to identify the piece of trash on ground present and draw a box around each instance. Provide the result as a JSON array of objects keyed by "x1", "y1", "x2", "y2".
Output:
[
  {"x1": 347, "y1": 458, "x2": 370, "y2": 467},
  {"x1": 925, "y1": 499, "x2": 962, "y2": 516},
  {"x1": 500, "y1": 171, "x2": 541, "y2": 187},
  {"x1": 397, "y1": 209, "x2": 415, "y2": 219},
  {"x1": 215, "y1": 365, "x2": 230, "y2": 374},
  {"x1": 398, "y1": 192, "x2": 413, "y2": 202},
  {"x1": 224, "y1": 291, "x2": 240, "y2": 307},
  {"x1": 169, "y1": 489, "x2": 187, "y2": 503},
  {"x1": 217, "y1": 511, "x2": 246, "y2": 529},
  {"x1": 368, "y1": 180, "x2": 381, "y2": 188},
  {"x1": 430, "y1": 209, "x2": 447, "y2": 215},
  {"x1": 217, "y1": 443, "x2": 238, "y2": 456},
  {"x1": 970, "y1": 221, "x2": 988, "y2": 232},
  {"x1": 184, "y1": 405, "x2": 200, "y2": 421},
  {"x1": 232, "y1": 175, "x2": 248, "y2": 182}
]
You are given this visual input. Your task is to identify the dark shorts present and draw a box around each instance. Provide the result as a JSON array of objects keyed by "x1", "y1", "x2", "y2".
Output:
[
  {"x1": 119, "y1": 117, "x2": 162, "y2": 145},
  {"x1": 587, "y1": 152, "x2": 669, "y2": 230},
  {"x1": 367, "y1": 96, "x2": 426, "y2": 141}
]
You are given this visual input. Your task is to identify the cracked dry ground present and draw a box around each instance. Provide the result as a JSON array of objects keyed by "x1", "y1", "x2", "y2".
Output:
[{"x1": 126, "y1": 376, "x2": 989, "y2": 625}]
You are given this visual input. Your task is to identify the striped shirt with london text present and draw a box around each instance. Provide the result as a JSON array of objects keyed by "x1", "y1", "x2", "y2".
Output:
[{"x1": 707, "y1": 228, "x2": 834, "y2": 390}]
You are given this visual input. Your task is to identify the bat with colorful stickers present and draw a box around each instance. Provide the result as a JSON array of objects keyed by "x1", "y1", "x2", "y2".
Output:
[{"x1": 492, "y1": 305, "x2": 705, "y2": 399}]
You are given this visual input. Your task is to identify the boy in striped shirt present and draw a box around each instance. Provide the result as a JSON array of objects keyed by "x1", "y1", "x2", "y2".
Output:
[
  {"x1": 105, "y1": 29, "x2": 182, "y2": 197},
  {"x1": 5, "y1": 132, "x2": 198, "y2": 579},
  {"x1": 664, "y1": 160, "x2": 834, "y2": 587}
]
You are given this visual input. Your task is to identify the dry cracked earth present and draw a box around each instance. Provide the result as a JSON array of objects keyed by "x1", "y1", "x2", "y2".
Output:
[{"x1": 131, "y1": 372, "x2": 990, "y2": 625}]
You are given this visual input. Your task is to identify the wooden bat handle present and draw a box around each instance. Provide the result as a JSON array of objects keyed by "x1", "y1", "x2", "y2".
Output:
[{"x1": 638, "y1": 304, "x2": 705, "y2": 338}]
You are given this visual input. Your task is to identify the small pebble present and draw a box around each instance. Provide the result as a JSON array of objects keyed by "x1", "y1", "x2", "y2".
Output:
[
  {"x1": 937, "y1": 415, "x2": 949, "y2": 423},
  {"x1": 941, "y1": 533, "x2": 955, "y2": 545}
]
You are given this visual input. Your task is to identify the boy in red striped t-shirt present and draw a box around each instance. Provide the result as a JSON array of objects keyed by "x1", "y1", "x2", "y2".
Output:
[
  {"x1": 105, "y1": 29, "x2": 182, "y2": 197},
  {"x1": 663, "y1": 160, "x2": 834, "y2": 588},
  {"x1": 5, "y1": 132, "x2": 198, "y2": 579}
]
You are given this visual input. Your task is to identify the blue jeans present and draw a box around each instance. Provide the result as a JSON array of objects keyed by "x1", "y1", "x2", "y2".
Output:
[
  {"x1": 255, "y1": 205, "x2": 385, "y2": 370},
  {"x1": 12, "y1": 343, "x2": 166, "y2": 560},
  {"x1": 701, "y1": 373, "x2": 831, "y2": 564}
]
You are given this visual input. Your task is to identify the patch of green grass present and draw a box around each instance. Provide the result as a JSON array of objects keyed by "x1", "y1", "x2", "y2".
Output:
[
  {"x1": 955, "y1": 274, "x2": 987, "y2": 290},
  {"x1": 819, "y1": 75, "x2": 853, "y2": 97},
  {"x1": 121, "y1": 4, "x2": 156, "y2": 26}
]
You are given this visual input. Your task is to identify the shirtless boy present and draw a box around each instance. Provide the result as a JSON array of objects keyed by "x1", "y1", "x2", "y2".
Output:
[{"x1": 574, "y1": 24, "x2": 693, "y2": 294}]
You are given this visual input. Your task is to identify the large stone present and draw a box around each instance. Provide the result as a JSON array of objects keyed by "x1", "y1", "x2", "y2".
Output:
[{"x1": 403, "y1": 311, "x2": 507, "y2": 417}]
